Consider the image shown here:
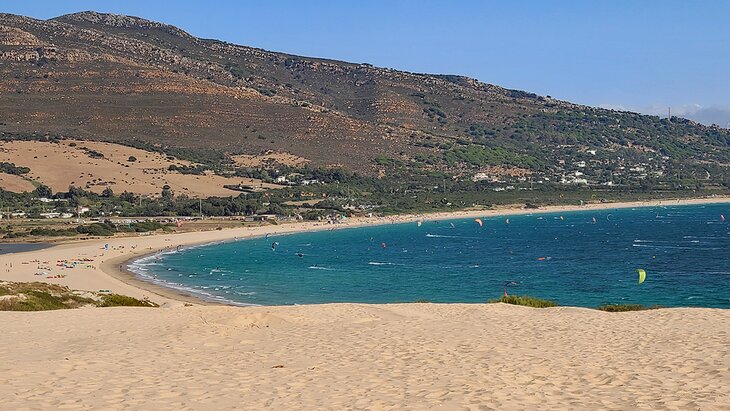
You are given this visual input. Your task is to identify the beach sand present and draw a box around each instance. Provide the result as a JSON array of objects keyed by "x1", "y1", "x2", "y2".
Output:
[
  {"x1": 1, "y1": 197, "x2": 729, "y2": 409},
  {"x1": 0, "y1": 304, "x2": 728, "y2": 409}
]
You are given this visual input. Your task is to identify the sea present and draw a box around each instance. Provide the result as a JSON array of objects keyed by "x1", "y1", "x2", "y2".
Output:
[
  {"x1": 0, "y1": 243, "x2": 51, "y2": 255},
  {"x1": 128, "y1": 203, "x2": 730, "y2": 308}
]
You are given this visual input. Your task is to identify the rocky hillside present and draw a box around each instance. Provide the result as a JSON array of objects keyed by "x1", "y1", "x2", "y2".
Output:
[{"x1": 0, "y1": 11, "x2": 728, "y2": 187}]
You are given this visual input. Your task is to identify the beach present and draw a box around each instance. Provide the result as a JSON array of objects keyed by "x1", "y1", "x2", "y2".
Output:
[
  {"x1": 1, "y1": 197, "x2": 729, "y2": 409},
  {"x1": 3, "y1": 196, "x2": 729, "y2": 305},
  {"x1": 1, "y1": 303, "x2": 728, "y2": 409}
]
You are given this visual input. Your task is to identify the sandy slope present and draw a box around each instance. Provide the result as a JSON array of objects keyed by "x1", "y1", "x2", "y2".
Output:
[
  {"x1": 1, "y1": 198, "x2": 729, "y2": 409},
  {"x1": 0, "y1": 303, "x2": 728, "y2": 410},
  {"x1": 0, "y1": 140, "x2": 280, "y2": 196}
]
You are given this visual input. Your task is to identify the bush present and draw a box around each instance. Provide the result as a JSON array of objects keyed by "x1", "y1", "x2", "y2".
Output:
[
  {"x1": 0, "y1": 162, "x2": 30, "y2": 175},
  {"x1": 29, "y1": 227, "x2": 79, "y2": 237},
  {"x1": 0, "y1": 283, "x2": 95, "y2": 311},
  {"x1": 76, "y1": 222, "x2": 116, "y2": 236},
  {"x1": 597, "y1": 304, "x2": 663, "y2": 312},
  {"x1": 98, "y1": 294, "x2": 158, "y2": 307},
  {"x1": 132, "y1": 221, "x2": 165, "y2": 232},
  {"x1": 489, "y1": 295, "x2": 557, "y2": 308},
  {"x1": 127, "y1": 156, "x2": 137, "y2": 162}
]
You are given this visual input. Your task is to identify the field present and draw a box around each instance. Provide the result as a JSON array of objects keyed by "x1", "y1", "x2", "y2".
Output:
[{"x1": 0, "y1": 140, "x2": 282, "y2": 197}]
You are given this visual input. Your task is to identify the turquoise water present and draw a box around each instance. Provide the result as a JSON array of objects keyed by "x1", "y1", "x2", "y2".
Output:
[{"x1": 129, "y1": 203, "x2": 730, "y2": 308}]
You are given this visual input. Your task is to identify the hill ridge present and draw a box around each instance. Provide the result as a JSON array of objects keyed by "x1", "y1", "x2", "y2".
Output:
[{"x1": 0, "y1": 11, "x2": 727, "y2": 193}]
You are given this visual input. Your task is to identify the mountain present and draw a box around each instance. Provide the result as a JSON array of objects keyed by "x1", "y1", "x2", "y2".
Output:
[{"x1": 1, "y1": 11, "x2": 729, "y2": 190}]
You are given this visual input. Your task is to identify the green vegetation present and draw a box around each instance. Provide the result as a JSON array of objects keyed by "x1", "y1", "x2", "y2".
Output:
[
  {"x1": 98, "y1": 294, "x2": 158, "y2": 307},
  {"x1": 29, "y1": 227, "x2": 79, "y2": 237},
  {"x1": 8, "y1": 219, "x2": 169, "y2": 239},
  {"x1": 489, "y1": 295, "x2": 558, "y2": 308},
  {"x1": 168, "y1": 164, "x2": 208, "y2": 175},
  {"x1": 0, "y1": 282, "x2": 158, "y2": 311},
  {"x1": 0, "y1": 161, "x2": 30, "y2": 175},
  {"x1": 444, "y1": 145, "x2": 542, "y2": 169},
  {"x1": 597, "y1": 304, "x2": 663, "y2": 312},
  {"x1": 81, "y1": 147, "x2": 105, "y2": 159}
]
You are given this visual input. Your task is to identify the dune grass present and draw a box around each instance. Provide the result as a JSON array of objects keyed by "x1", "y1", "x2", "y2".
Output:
[
  {"x1": 0, "y1": 283, "x2": 96, "y2": 311},
  {"x1": 489, "y1": 295, "x2": 557, "y2": 308},
  {"x1": 0, "y1": 282, "x2": 158, "y2": 311},
  {"x1": 597, "y1": 304, "x2": 663, "y2": 312},
  {"x1": 98, "y1": 294, "x2": 158, "y2": 307}
]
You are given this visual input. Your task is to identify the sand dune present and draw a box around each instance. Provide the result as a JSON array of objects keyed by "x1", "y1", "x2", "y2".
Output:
[
  {"x1": 0, "y1": 304, "x2": 728, "y2": 409},
  {"x1": 2, "y1": 198, "x2": 730, "y2": 409}
]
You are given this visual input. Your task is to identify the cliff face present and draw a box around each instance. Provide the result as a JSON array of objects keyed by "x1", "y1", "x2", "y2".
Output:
[{"x1": 0, "y1": 11, "x2": 728, "y2": 177}]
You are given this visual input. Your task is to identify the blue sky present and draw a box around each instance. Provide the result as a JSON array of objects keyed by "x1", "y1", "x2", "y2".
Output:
[{"x1": 3, "y1": 0, "x2": 730, "y2": 126}]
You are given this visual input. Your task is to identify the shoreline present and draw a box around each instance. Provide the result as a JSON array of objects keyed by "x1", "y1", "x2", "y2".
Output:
[{"x1": 2, "y1": 196, "x2": 729, "y2": 306}]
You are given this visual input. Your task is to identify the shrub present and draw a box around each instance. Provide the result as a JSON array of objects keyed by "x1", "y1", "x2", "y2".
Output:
[
  {"x1": 0, "y1": 283, "x2": 95, "y2": 311},
  {"x1": 0, "y1": 162, "x2": 30, "y2": 175},
  {"x1": 98, "y1": 294, "x2": 158, "y2": 307},
  {"x1": 29, "y1": 227, "x2": 79, "y2": 237},
  {"x1": 597, "y1": 304, "x2": 663, "y2": 312},
  {"x1": 489, "y1": 295, "x2": 557, "y2": 308}
]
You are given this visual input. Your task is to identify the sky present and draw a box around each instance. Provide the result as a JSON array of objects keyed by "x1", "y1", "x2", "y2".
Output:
[{"x1": 3, "y1": 0, "x2": 730, "y2": 126}]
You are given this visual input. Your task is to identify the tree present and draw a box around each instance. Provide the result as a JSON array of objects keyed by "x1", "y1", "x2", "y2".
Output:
[
  {"x1": 161, "y1": 185, "x2": 173, "y2": 201},
  {"x1": 127, "y1": 156, "x2": 137, "y2": 162},
  {"x1": 101, "y1": 187, "x2": 114, "y2": 198},
  {"x1": 34, "y1": 184, "x2": 52, "y2": 198},
  {"x1": 120, "y1": 191, "x2": 136, "y2": 203}
]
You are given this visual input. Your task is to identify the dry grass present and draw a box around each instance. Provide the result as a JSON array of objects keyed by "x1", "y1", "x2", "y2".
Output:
[
  {"x1": 0, "y1": 172, "x2": 35, "y2": 192},
  {"x1": 0, "y1": 281, "x2": 158, "y2": 311},
  {"x1": 0, "y1": 140, "x2": 281, "y2": 197}
]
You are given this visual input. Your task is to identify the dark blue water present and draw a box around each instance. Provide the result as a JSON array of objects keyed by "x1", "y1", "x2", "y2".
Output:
[{"x1": 129, "y1": 203, "x2": 730, "y2": 308}]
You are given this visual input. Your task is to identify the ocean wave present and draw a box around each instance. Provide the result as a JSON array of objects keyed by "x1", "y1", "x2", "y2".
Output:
[
  {"x1": 631, "y1": 244, "x2": 721, "y2": 250},
  {"x1": 425, "y1": 233, "x2": 480, "y2": 239},
  {"x1": 125, "y1": 265, "x2": 257, "y2": 306}
]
